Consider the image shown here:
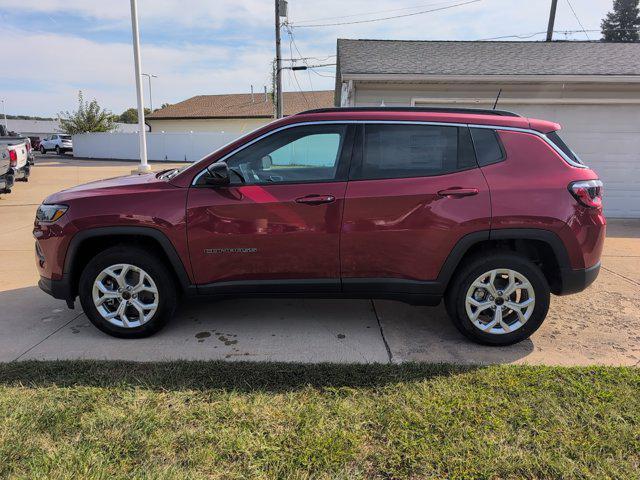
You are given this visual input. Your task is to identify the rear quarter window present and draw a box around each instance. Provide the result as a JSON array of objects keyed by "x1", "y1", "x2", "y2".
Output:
[
  {"x1": 546, "y1": 131, "x2": 583, "y2": 165},
  {"x1": 470, "y1": 128, "x2": 505, "y2": 166}
]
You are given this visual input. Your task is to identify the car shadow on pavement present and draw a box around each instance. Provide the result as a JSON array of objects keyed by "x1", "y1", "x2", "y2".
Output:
[{"x1": 1, "y1": 286, "x2": 533, "y2": 366}]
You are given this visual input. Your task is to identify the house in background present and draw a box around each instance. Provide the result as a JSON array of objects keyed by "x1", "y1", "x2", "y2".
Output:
[
  {"x1": 146, "y1": 91, "x2": 333, "y2": 134},
  {"x1": 335, "y1": 39, "x2": 640, "y2": 218}
]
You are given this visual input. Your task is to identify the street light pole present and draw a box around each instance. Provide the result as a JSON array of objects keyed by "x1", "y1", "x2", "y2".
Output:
[
  {"x1": 129, "y1": 0, "x2": 151, "y2": 174},
  {"x1": 1, "y1": 99, "x2": 7, "y2": 132},
  {"x1": 141, "y1": 73, "x2": 157, "y2": 112}
]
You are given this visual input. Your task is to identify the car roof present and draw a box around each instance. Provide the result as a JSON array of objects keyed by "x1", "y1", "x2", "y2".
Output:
[{"x1": 287, "y1": 107, "x2": 559, "y2": 133}]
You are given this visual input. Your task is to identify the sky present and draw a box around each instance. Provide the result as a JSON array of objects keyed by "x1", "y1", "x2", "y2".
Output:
[{"x1": 0, "y1": 0, "x2": 615, "y2": 117}]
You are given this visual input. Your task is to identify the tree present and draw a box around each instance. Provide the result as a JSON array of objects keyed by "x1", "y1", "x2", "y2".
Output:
[
  {"x1": 159, "y1": 103, "x2": 172, "y2": 110},
  {"x1": 601, "y1": 0, "x2": 640, "y2": 41},
  {"x1": 117, "y1": 107, "x2": 151, "y2": 124},
  {"x1": 58, "y1": 91, "x2": 116, "y2": 134}
]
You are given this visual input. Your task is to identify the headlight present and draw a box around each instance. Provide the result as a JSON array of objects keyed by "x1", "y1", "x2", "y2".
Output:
[{"x1": 36, "y1": 204, "x2": 68, "y2": 223}]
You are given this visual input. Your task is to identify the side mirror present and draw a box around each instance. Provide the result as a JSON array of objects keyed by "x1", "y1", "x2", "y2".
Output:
[{"x1": 203, "y1": 161, "x2": 230, "y2": 186}]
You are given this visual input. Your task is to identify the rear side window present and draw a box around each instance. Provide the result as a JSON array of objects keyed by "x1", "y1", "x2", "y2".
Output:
[
  {"x1": 470, "y1": 128, "x2": 505, "y2": 166},
  {"x1": 352, "y1": 124, "x2": 476, "y2": 180},
  {"x1": 546, "y1": 131, "x2": 583, "y2": 165}
]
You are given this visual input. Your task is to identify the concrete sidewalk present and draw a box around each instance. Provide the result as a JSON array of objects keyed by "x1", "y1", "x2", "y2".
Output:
[{"x1": 1, "y1": 156, "x2": 639, "y2": 365}]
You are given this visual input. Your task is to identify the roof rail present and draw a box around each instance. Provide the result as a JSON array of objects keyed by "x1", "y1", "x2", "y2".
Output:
[{"x1": 297, "y1": 106, "x2": 521, "y2": 117}]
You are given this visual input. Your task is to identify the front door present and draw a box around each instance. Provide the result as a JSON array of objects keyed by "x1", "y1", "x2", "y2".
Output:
[
  {"x1": 341, "y1": 123, "x2": 491, "y2": 292},
  {"x1": 187, "y1": 123, "x2": 354, "y2": 293}
]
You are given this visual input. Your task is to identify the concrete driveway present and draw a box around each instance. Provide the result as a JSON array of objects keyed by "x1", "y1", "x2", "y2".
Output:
[{"x1": 1, "y1": 155, "x2": 639, "y2": 365}]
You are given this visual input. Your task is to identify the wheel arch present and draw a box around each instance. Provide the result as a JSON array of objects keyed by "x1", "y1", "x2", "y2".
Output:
[
  {"x1": 437, "y1": 228, "x2": 571, "y2": 295},
  {"x1": 64, "y1": 226, "x2": 191, "y2": 298}
]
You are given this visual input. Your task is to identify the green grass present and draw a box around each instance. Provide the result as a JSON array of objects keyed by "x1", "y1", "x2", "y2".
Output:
[{"x1": 0, "y1": 362, "x2": 638, "y2": 479}]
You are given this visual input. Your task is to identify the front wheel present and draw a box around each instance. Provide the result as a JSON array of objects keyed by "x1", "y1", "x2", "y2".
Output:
[
  {"x1": 78, "y1": 246, "x2": 177, "y2": 338},
  {"x1": 40, "y1": 145, "x2": 46, "y2": 154},
  {"x1": 445, "y1": 252, "x2": 550, "y2": 346}
]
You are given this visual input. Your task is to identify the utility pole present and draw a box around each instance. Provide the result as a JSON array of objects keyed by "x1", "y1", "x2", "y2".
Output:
[
  {"x1": 141, "y1": 73, "x2": 157, "y2": 111},
  {"x1": 274, "y1": 0, "x2": 286, "y2": 118},
  {"x1": 546, "y1": 0, "x2": 558, "y2": 42},
  {"x1": 129, "y1": 0, "x2": 150, "y2": 174}
]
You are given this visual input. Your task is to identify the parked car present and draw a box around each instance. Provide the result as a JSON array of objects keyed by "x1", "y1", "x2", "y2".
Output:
[
  {"x1": 34, "y1": 107, "x2": 605, "y2": 345},
  {"x1": 39, "y1": 134, "x2": 72, "y2": 155},
  {"x1": 0, "y1": 134, "x2": 31, "y2": 190}
]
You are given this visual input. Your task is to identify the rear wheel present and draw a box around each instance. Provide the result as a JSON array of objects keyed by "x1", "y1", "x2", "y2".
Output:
[
  {"x1": 55, "y1": 146, "x2": 61, "y2": 155},
  {"x1": 445, "y1": 252, "x2": 550, "y2": 346},
  {"x1": 78, "y1": 246, "x2": 177, "y2": 338}
]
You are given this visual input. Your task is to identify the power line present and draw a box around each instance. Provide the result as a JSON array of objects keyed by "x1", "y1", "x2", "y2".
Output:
[
  {"x1": 284, "y1": 24, "x2": 315, "y2": 106},
  {"x1": 478, "y1": 27, "x2": 639, "y2": 41},
  {"x1": 290, "y1": 0, "x2": 481, "y2": 28},
  {"x1": 477, "y1": 29, "x2": 600, "y2": 41},
  {"x1": 565, "y1": 0, "x2": 590, "y2": 40},
  {"x1": 293, "y1": 0, "x2": 461, "y2": 25},
  {"x1": 285, "y1": 25, "x2": 311, "y2": 108}
]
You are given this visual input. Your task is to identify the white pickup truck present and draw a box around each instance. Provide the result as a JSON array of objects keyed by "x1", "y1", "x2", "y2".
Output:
[{"x1": 0, "y1": 134, "x2": 31, "y2": 194}]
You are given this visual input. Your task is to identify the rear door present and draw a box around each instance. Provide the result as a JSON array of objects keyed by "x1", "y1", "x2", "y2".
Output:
[
  {"x1": 341, "y1": 123, "x2": 491, "y2": 292},
  {"x1": 187, "y1": 123, "x2": 355, "y2": 292}
]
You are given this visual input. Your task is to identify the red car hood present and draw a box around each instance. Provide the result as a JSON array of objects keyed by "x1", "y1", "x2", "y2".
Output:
[{"x1": 44, "y1": 172, "x2": 169, "y2": 203}]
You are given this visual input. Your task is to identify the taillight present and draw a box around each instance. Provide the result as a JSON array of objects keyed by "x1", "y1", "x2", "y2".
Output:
[
  {"x1": 569, "y1": 179, "x2": 603, "y2": 209},
  {"x1": 9, "y1": 149, "x2": 17, "y2": 167}
]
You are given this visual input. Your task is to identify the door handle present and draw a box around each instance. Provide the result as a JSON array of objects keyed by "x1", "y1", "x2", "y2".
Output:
[
  {"x1": 295, "y1": 194, "x2": 336, "y2": 205},
  {"x1": 437, "y1": 188, "x2": 479, "y2": 198}
]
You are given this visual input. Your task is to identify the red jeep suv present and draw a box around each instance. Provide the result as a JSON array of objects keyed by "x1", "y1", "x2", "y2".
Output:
[{"x1": 34, "y1": 107, "x2": 605, "y2": 345}]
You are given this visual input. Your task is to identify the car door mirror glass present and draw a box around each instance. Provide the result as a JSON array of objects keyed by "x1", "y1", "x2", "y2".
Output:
[{"x1": 202, "y1": 161, "x2": 230, "y2": 186}]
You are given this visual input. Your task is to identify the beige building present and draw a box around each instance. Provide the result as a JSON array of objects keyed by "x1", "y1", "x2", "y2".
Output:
[
  {"x1": 146, "y1": 91, "x2": 333, "y2": 135},
  {"x1": 335, "y1": 40, "x2": 640, "y2": 218}
]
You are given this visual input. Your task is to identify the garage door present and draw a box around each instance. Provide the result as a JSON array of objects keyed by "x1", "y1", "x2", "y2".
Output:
[{"x1": 414, "y1": 102, "x2": 640, "y2": 218}]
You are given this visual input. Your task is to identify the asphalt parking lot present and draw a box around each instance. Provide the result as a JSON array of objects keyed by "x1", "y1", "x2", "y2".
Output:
[{"x1": 1, "y1": 154, "x2": 639, "y2": 365}]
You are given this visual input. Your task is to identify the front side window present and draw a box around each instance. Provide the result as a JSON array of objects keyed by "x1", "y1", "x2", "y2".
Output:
[
  {"x1": 352, "y1": 124, "x2": 476, "y2": 180},
  {"x1": 224, "y1": 124, "x2": 347, "y2": 185}
]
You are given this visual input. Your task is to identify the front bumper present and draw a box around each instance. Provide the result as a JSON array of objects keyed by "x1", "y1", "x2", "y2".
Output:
[
  {"x1": 38, "y1": 275, "x2": 75, "y2": 308},
  {"x1": 558, "y1": 262, "x2": 601, "y2": 295}
]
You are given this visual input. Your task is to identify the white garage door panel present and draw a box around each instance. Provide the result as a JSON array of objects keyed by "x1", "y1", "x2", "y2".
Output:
[{"x1": 506, "y1": 105, "x2": 640, "y2": 218}]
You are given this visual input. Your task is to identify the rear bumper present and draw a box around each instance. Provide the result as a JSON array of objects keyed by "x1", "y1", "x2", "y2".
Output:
[{"x1": 558, "y1": 262, "x2": 600, "y2": 295}]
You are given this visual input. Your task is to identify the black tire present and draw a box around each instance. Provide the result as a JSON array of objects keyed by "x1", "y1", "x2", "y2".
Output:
[
  {"x1": 55, "y1": 146, "x2": 61, "y2": 155},
  {"x1": 78, "y1": 246, "x2": 177, "y2": 338},
  {"x1": 40, "y1": 145, "x2": 46, "y2": 154},
  {"x1": 445, "y1": 251, "x2": 550, "y2": 346}
]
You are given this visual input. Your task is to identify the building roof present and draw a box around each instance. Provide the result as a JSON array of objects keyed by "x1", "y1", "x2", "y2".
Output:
[
  {"x1": 336, "y1": 39, "x2": 640, "y2": 77},
  {"x1": 147, "y1": 91, "x2": 334, "y2": 120}
]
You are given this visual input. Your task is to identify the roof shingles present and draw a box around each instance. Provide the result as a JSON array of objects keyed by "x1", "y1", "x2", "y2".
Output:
[
  {"x1": 337, "y1": 39, "x2": 640, "y2": 76},
  {"x1": 147, "y1": 91, "x2": 333, "y2": 119}
]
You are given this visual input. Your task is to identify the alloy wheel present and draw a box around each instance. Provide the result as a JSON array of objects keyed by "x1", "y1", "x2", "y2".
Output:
[
  {"x1": 465, "y1": 268, "x2": 535, "y2": 335},
  {"x1": 92, "y1": 263, "x2": 159, "y2": 328}
]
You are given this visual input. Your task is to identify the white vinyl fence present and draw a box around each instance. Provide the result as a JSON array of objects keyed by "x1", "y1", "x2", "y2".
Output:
[{"x1": 72, "y1": 132, "x2": 240, "y2": 162}]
